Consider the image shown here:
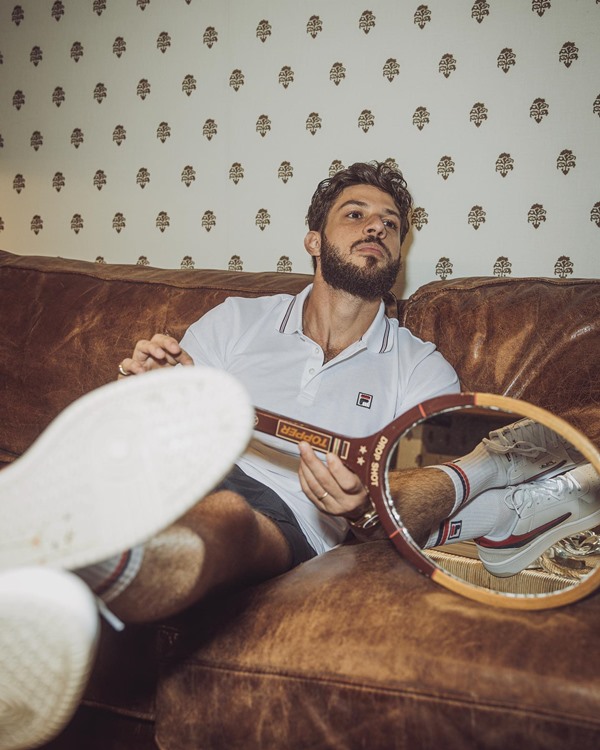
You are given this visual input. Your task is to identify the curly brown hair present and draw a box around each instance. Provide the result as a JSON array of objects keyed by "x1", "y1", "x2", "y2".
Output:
[{"x1": 306, "y1": 161, "x2": 413, "y2": 244}]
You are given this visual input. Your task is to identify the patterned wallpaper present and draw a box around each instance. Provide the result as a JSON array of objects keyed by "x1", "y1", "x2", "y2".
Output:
[{"x1": 0, "y1": 0, "x2": 598, "y2": 296}]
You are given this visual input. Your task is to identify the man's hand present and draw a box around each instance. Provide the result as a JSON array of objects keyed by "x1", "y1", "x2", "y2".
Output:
[
  {"x1": 298, "y1": 441, "x2": 370, "y2": 519},
  {"x1": 118, "y1": 334, "x2": 194, "y2": 378}
]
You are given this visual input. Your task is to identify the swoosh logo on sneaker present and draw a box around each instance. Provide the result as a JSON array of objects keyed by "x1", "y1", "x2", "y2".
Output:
[
  {"x1": 475, "y1": 512, "x2": 571, "y2": 550},
  {"x1": 526, "y1": 459, "x2": 567, "y2": 482}
]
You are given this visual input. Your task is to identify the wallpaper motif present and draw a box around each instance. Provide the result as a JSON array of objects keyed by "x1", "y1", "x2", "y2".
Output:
[{"x1": 0, "y1": 0, "x2": 598, "y2": 295}]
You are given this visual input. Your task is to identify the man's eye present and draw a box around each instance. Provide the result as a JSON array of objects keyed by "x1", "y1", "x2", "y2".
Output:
[
  {"x1": 384, "y1": 219, "x2": 398, "y2": 230},
  {"x1": 348, "y1": 211, "x2": 362, "y2": 219}
]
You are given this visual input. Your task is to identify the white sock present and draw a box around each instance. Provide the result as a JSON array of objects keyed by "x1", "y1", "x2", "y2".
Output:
[
  {"x1": 75, "y1": 546, "x2": 144, "y2": 603},
  {"x1": 429, "y1": 441, "x2": 510, "y2": 514},
  {"x1": 425, "y1": 464, "x2": 469, "y2": 516},
  {"x1": 425, "y1": 487, "x2": 516, "y2": 549}
]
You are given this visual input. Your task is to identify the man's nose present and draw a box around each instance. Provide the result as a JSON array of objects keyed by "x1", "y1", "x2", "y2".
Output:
[{"x1": 364, "y1": 215, "x2": 386, "y2": 237}]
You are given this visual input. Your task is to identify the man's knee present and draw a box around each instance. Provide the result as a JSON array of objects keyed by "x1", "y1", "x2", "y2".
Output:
[{"x1": 179, "y1": 488, "x2": 263, "y2": 540}]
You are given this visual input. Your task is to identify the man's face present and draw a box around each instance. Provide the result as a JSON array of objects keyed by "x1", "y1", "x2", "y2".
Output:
[{"x1": 318, "y1": 184, "x2": 403, "y2": 300}]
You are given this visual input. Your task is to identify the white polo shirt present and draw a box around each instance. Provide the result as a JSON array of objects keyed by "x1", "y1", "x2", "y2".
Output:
[{"x1": 180, "y1": 284, "x2": 459, "y2": 554}]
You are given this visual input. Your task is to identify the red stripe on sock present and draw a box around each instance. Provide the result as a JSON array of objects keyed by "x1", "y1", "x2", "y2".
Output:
[
  {"x1": 95, "y1": 551, "x2": 131, "y2": 597},
  {"x1": 443, "y1": 462, "x2": 471, "y2": 504},
  {"x1": 435, "y1": 520, "x2": 451, "y2": 546}
]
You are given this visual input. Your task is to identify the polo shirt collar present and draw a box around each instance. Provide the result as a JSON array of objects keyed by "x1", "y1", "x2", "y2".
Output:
[{"x1": 278, "y1": 284, "x2": 393, "y2": 354}]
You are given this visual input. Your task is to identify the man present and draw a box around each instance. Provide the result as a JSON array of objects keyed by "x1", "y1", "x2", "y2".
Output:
[
  {"x1": 1, "y1": 162, "x2": 598, "y2": 750},
  {"x1": 2, "y1": 160, "x2": 460, "y2": 750}
]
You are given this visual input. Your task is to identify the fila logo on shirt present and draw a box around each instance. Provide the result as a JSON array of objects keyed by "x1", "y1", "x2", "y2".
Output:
[{"x1": 356, "y1": 392, "x2": 373, "y2": 409}]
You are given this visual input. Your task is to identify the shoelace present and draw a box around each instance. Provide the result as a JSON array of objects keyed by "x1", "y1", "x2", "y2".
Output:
[
  {"x1": 483, "y1": 420, "x2": 559, "y2": 457},
  {"x1": 504, "y1": 473, "x2": 582, "y2": 517},
  {"x1": 95, "y1": 597, "x2": 125, "y2": 631}
]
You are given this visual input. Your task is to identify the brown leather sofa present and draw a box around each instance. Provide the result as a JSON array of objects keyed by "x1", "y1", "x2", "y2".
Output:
[{"x1": 1, "y1": 248, "x2": 599, "y2": 750}]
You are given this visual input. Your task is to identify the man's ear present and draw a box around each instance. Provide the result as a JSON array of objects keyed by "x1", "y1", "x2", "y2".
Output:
[{"x1": 304, "y1": 230, "x2": 321, "y2": 258}]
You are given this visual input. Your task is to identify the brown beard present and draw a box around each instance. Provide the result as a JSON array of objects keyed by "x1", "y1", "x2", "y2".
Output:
[{"x1": 319, "y1": 234, "x2": 401, "y2": 301}]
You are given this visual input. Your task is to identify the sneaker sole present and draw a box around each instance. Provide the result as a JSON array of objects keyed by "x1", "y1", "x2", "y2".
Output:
[
  {"x1": 477, "y1": 507, "x2": 600, "y2": 578},
  {"x1": 0, "y1": 366, "x2": 253, "y2": 572},
  {"x1": 0, "y1": 567, "x2": 99, "y2": 750}
]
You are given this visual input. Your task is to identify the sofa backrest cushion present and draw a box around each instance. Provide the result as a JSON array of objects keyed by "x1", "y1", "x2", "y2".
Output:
[
  {"x1": 0, "y1": 250, "x2": 313, "y2": 462},
  {"x1": 402, "y1": 276, "x2": 600, "y2": 445}
]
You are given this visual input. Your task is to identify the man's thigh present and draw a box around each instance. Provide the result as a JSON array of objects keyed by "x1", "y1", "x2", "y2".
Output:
[{"x1": 214, "y1": 465, "x2": 317, "y2": 567}]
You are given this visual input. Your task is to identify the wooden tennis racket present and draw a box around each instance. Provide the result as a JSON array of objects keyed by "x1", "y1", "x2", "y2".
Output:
[{"x1": 254, "y1": 392, "x2": 600, "y2": 610}]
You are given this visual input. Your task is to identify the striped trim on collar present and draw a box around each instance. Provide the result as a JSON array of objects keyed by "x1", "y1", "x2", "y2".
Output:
[
  {"x1": 362, "y1": 305, "x2": 394, "y2": 354},
  {"x1": 278, "y1": 284, "x2": 312, "y2": 334},
  {"x1": 378, "y1": 316, "x2": 392, "y2": 353},
  {"x1": 278, "y1": 295, "x2": 298, "y2": 333}
]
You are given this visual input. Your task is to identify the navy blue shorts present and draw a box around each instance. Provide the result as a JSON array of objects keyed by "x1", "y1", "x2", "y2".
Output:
[{"x1": 214, "y1": 465, "x2": 317, "y2": 568}]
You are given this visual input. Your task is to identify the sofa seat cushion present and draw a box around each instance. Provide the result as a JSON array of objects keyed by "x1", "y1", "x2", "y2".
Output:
[{"x1": 155, "y1": 542, "x2": 600, "y2": 749}]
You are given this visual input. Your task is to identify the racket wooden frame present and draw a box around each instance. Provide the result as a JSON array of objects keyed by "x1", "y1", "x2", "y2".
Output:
[{"x1": 254, "y1": 393, "x2": 600, "y2": 610}]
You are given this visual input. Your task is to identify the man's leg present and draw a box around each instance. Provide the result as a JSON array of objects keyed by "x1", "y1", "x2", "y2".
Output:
[
  {"x1": 388, "y1": 468, "x2": 456, "y2": 546},
  {"x1": 423, "y1": 463, "x2": 600, "y2": 577},
  {"x1": 98, "y1": 488, "x2": 294, "y2": 622},
  {"x1": 389, "y1": 418, "x2": 584, "y2": 550},
  {"x1": 75, "y1": 462, "x2": 317, "y2": 622},
  {"x1": 428, "y1": 418, "x2": 581, "y2": 514},
  {"x1": 0, "y1": 367, "x2": 257, "y2": 748},
  {"x1": 0, "y1": 493, "x2": 293, "y2": 749}
]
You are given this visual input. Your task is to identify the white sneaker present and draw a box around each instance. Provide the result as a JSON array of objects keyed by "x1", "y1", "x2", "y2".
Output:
[
  {"x1": 480, "y1": 418, "x2": 581, "y2": 487},
  {"x1": 0, "y1": 567, "x2": 99, "y2": 750},
  {"x1": 476, "y1": 464, "x2": 600, "y2": 577},
  {"x1": 0, "y1": 366, "x2": 253, "y2": 572}
]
